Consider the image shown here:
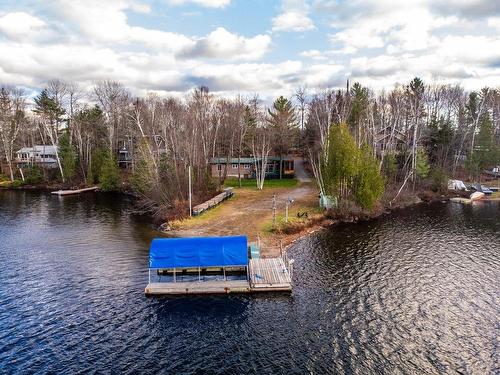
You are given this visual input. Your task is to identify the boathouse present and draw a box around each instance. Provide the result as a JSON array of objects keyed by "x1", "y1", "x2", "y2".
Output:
[{"x1": 145, "y1": 235, "x2": 293, "y2": 295}]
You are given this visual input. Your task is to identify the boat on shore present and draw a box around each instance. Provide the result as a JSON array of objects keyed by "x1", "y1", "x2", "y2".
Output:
[
  {"x1": 51, "y1": 186, "x2": 99, "y2": 196},
  {"x1": 470, "y1": 191, "x2": 485, "y2": 201}
]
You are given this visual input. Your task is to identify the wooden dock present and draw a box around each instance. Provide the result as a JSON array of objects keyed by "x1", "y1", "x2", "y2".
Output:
[
  {"x1": 51, "y1": 186, "x2": 99, "y2": 196},
  {"x1": 249, "y1": 258, "x2": 292, "y2": 291},
  {"x1": 192, "y1": 187, "x2": 233, "y2": 216},
  {"x1": 145, "y1": 257, "x2": 292, "y2": 295},
  {"x1": 145, "y1": 280, "x2": 251, "y2": 295}
]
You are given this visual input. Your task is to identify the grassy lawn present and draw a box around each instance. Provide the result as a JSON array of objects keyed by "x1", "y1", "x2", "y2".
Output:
[{"x1": 223, "y1": 177, "x2": 298, "y2": 189}]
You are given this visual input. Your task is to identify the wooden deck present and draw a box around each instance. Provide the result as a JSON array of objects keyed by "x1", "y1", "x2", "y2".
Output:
[
  {"x1": 145, "y1": 280, "x2": 251, "y2": 295},
  {"x1": 145, "y1": 257, "x2": 293, "y2": 295},
  {"x1": 249, "y1": 258, "x2": 292, "y2": 291}
]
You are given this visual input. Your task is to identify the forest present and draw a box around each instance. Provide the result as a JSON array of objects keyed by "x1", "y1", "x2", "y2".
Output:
[{"x1": 1, "y1": 78, "x2": 499, "y2": 218}]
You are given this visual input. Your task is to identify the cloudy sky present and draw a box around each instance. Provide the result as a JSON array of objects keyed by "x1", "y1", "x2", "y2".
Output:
[{"x1": 1, "y1": 0, "x2": 500, "y2": 99}]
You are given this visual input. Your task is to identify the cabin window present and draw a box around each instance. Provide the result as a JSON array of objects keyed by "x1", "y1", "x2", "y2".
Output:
[
  {"x1": 231, "y1": 164, "x2": 238, "y2": 169},
  {"x1": 244, "y1": 164, "x2": 250, "y2": 169},
  {"x1": 217, "y1": 164, "x2": 222, "y2": 171}
]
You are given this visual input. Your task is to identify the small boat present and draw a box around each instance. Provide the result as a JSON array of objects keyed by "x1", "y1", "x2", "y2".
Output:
[
  {"x1": 487, "y1": 186, "x2": 499, "y2": 192},
  {"x1": 469, "y1": 183, "x2": 493, "y2": 195},
  {"x1": 480, "y1": 185, "x2": 493, "y2": 195},
  {"x1": 470, "y1": 191, "x2": 485, "y2": 201}
]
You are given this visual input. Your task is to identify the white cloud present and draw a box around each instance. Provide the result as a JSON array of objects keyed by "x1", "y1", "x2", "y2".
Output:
[
  {"x1": 0, "y1": 0, "x2": 499, "y2": 98},
  {"x1": 167, "y1": 0, "x2": 230, "y2": 8},
  {"x1": 300, "y1": 49, "x2": 327, "y2": 60},
  {"x1": 180, "y1": 27, "x2": 271, "y2": 61},
  {"x1": 272, "y1": 0, "x2": 315, "y2": 32},
  {"x1": 272, "y1": 11, "x2": 315, "y2": 32},
  {"x1": 0, "y1": 12, "x2": 46, "y2": 40},
  {"x1": 488, "y1": 17, "x2": 500, "y2": 30}
]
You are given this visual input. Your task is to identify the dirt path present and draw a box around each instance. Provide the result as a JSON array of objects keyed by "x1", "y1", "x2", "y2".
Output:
[
  {"x1": 169, "y1": 181, "x2": 318, "y2": 255},
  {"x1": 293, "y1": 157, "x2": 311, "y2": 182}
]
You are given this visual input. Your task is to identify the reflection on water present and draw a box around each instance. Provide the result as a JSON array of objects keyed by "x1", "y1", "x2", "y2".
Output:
[{"x1": 0, "y1": 191, "x2": 499, "y2": 374}]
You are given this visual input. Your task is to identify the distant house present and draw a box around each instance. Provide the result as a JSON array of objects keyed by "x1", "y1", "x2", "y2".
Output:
[
  {"x1": 374, "y1": 126, "x2": 406, "y2": 155},
  {"x1": 210, "y1": 156, "x2": 294, "y2": 179},
  {"x1": 16, "y1": 145, "x2": 58, "y2": 169},
  {"x1": 118, "y1": 145, "x2": 133, "y2": 168}
]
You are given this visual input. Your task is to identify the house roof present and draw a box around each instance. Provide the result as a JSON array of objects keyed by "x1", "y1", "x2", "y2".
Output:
[
  {"x1": 210, "y1": 156, "x2": 294, "y2": 164},
  {"x1": 17, "y1": 145, "x2": 58, "y2": 154}
]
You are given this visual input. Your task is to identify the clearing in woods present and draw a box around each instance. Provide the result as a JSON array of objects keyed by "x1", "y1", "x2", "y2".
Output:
[{"x1": 168, "y1": 158, "x2": 319, "y2": 256}]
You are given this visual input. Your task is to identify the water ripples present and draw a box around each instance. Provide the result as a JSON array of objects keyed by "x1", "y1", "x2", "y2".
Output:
[{"x1": 0, "y1": 191, "x2": 499, "y2": 374}]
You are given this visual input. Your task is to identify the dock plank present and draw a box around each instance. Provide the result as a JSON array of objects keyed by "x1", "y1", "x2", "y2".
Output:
[
  {"x1": 145, "y1": 280, "x2": 250, "y2": 295},
  {"x1": 249, "y1": 258, "x2": 292, "y2": 290}
]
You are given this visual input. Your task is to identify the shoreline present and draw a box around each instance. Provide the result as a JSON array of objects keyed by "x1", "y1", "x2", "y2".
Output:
[
  {"x1": 279, "y1": 191, "x2": 500, "y2": 254},
  {"x1": 3, "y1": 183, "x2": 498, "y2": 257}
]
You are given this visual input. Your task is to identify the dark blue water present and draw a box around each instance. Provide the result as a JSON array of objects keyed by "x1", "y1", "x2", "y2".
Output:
[{"x1": 0, "y1": 191, "x2": 499, "y2": 374}]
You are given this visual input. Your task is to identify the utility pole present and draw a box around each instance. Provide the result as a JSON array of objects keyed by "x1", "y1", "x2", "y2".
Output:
[
  {"x1": 188, "y1": 165, "x2": 192, "y2": 217},
  {"x1": 272, "y1": 194, "x2": 276, "y2": 227}
]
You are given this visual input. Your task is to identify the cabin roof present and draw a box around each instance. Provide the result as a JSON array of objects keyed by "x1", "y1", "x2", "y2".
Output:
[
  {"x1": 149, "y1": 235, "x2": 248, "y2": 269},
  {"x1": 17, "y1": 145, "x2": 58, "y2": 154},
  {"x1": 210, "y1": 156, "x2": 294, "y2": 164}
]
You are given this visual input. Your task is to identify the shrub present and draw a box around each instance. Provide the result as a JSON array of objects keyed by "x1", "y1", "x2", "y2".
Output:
[
  {"x1": 429, "y1": 167, "x2": 448, "y2": 192},
  {"x1": 99, "y1": 154, "x2": 120, "y2": 192},
  {"x1": 24, "y1": 165, "x2": 44, "y2": 185}
]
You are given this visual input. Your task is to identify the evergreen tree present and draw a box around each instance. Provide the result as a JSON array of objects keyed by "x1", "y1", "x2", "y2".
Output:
[
  {"x1": 475, "y1": 113, "x2": 498, "y2": 167},
  {"x1": 347, "y1": 82, "x2": 369, "y2": 144},
  {"x1": 34, "y1": 89, "x2": 67, "y2": 182},
  {"x1": 415, "y1": 148, "x2": 430, "y2": 179},
  {"x1": 99, "y1": 152, "x2": 120, "y2": 192},
  {"x1": 322, "y1": 123, "x2": 384, "y2": 210},
  {"x1": 267, "y1": 96, "x2": 298, "y2": 178},
  {"x1": 322, "y1": 123, "x2": 359, "y2": 203},
  {"x1": 355, "y1": 145, "x2": 384, "y2": 210},
  {"x1": 58, "y1": 131, "x2": 77, "y2": 181}
]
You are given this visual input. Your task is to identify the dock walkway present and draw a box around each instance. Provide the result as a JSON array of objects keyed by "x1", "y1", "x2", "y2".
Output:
[
  {"x1": 192, "y1": 187, "x2": 233, "y2": 216},
  {"x1": 249, "y1": 258, "x2": 292, "y2": 290},
  {"x1": 145, "y1": 257, "x2": 292, "y2": 295}
]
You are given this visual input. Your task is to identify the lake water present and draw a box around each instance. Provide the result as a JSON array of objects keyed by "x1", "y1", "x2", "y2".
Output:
[{"x1": 0, "y1": 191, "x2": 499, "y2": 374}]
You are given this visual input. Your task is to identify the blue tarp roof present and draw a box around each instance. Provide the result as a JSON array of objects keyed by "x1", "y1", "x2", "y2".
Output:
[{"x1": 149, "y1": 236, "x2": 248, "y2": 269}]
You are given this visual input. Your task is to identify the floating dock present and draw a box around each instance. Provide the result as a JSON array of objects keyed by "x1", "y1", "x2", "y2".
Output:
[
  {"x1": 144, "y1": 236, "x2": 293, "y2": 296},
  {"x1": 51, "y1": 186, "x2": 99, "y2": 196}
]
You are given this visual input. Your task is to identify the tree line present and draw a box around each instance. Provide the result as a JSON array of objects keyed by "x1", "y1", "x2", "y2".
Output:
[
  {"x1": 305, "y1": 78, "x2": 500, "y2": 209},
  {"x1": 0, "y1": 77, "x2": 499, "y2": 217}
]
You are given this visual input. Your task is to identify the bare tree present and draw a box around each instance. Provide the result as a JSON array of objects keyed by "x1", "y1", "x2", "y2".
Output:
[{"x1": 0, "y1": 87, "x2": 25, "y2": 181}]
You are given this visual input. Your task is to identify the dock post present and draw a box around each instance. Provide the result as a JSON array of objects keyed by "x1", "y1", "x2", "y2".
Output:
[
  {"x1": 148, "y1": 269, "x2": 151, "y2": 284},
  {"x1": 198, "y1": 267, "x2": 201, "y2": 282},
  {"x1": 174, "y1": 268, "x2": 176, "y2": 282}
]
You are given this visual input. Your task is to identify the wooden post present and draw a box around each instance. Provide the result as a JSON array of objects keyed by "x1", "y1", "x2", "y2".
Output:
[
  {"x1": 188, "y1": 165, "x2": 192, "y2": 217},
  {"x1": 272, "y1": 194, "x2": 276, "y2": 227},
  {"x1": 174, "y1": 268, "x2": 176, "y2": 283},
  {"x1": 148, "y1": 269, "x2": 151, "y2": 284},
  {"x1": 198, "y1": 267, "x2": 201, "y2": 282}
]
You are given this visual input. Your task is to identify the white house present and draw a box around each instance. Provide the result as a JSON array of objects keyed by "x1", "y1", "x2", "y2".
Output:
[{"x1": 16, "y1": 145, "x2": 58, "y2": 168}]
